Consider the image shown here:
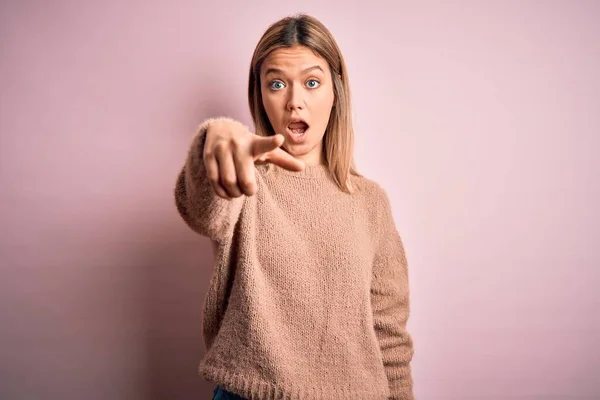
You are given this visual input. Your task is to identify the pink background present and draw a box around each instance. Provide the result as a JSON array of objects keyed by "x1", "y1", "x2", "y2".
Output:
[{"x1": 1, "y1": 1, "x2": 599, "y2": 399}]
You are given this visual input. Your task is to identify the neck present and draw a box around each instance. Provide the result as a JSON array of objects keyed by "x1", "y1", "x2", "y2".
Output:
[{"x1": 293, "y1": 148, "x2": 325, "y2": 166}]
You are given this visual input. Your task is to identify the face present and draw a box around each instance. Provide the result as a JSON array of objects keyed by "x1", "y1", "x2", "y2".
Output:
[{"x1": 260, "y1": 45, "x2": 335, "y2": 165}]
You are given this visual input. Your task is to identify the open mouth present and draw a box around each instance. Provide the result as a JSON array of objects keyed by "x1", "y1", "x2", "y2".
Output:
[{"x1": 287, "y1": 119, "x2": 309, "y2": 136}]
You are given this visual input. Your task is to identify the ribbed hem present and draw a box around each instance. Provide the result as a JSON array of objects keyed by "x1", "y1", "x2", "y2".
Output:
[
  {"x1": 389, "y1": 385, "x2": 415, "y2": 400},
  {"x1": 199, "y1": 363, "x2": 390, "y2": 400}
]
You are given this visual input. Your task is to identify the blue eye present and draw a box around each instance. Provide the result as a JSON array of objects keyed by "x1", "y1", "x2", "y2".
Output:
[
  {"x1": 269, "y1": 80, "x2": 284, "y2": 90},
  {"x1": 307, "y1": 79, "x2": 320, "y2": 89}
]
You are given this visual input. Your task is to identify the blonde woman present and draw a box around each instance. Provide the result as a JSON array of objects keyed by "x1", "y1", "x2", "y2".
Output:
[{"x1": 175, "y1": 13, "x2": 415, "y2": 400}]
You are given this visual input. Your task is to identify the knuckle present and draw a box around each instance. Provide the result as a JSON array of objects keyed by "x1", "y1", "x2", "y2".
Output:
[
  {"x1": 212, "y1": 144, "x2": 223, "y2": 155},
  {"x1": 239, "y1": 179, "x2": 255, "y2": 192},
  {"x1": 221, "y1": 176, "x2": 237, "y2": 187},
  {"x1": 205, "y1": 163, "x2": 216, "y2": 176},
  {"x1": 231, "y1": 137, "x2": 244, "y2": 150},
  {"x1": 205, "y1": 165, "x2": 218, "y2": 179},
  {"x1": 214, "y1": 140, "x2": 229, "y2": 152},
  {"x1": 208, "y1": 176, "x2": 220, "y2": 187},
  {"x1": 246, "y1": 186, "x2": 258, "y2": 196},
  {"x1": 204, "y1": 151, "x2": 215, "y2": 161}
]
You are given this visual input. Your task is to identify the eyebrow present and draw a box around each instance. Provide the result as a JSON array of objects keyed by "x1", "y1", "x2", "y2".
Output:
[{"x1": 263, "y1": 65, "x2": 324, "y2": 77}]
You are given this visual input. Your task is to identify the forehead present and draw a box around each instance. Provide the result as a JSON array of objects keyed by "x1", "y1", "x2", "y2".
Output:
[{"x1": 261, "y1": 46, "x2": 328, "y2": 75}]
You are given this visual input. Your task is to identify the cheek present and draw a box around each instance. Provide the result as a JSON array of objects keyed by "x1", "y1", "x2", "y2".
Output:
[
  {"x1": 261, "y1": 91, "x2": 280, "y2": 112},
  {"x1": 261, "y1": 95, "x2": 287, "y2": 132},
  {"x1": 261, "y1": 93, "x2": 276, "y2": 118},
  {"x1": 260, "y1": 87, "x2": 269, "y2": 109},
  {"x1": 313, "y1": 85, "x2": 334, "y2": 105},
  {"x1": 312, "y1": 91, "x2": 335, "y2": 119}
]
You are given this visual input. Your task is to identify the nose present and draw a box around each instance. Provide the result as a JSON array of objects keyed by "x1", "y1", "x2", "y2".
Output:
[{"x1": 286, "y1": 83, "x2": 304, "y2": 111}]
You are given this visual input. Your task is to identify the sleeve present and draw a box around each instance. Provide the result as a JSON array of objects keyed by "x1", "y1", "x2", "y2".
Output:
[
  {"x1": 371, "y1": 188, "x2": 415, "y2": 400},
  {"x1": 174, "y1": 117, "x2": 246, "y2": 242}
]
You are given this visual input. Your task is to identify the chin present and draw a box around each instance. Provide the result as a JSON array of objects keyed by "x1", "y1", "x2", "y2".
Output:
[
  {"x1": 283, "y1": 139, "x2": 323, "y2": 157},
  {"x1": 282, "y1": 143, "x2": 309, "y2": 155}
]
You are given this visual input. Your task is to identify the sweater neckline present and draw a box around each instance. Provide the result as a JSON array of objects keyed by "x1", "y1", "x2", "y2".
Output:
[{"x1": 273, "y1": 163, "x2": 332, "y2": 179}]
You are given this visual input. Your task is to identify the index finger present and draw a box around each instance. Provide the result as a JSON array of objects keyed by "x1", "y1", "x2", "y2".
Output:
[
  {"x1": 251, "y1": 134, "x2": 285, "y2": 157},
  {"x1": 265, "y1": 147, "x2": 305, "y2": 171}
]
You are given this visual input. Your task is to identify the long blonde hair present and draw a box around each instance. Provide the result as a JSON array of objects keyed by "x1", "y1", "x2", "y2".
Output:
[{"x1": 248, "y1": 14, "x2": 361, "y2": 193}]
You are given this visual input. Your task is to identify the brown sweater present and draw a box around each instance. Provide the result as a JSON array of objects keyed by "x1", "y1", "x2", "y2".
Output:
[{"x1": 174, "y1": 118, "x2": 414, "y2": 400}]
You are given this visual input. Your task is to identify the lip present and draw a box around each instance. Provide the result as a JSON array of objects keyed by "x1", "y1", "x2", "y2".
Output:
[
  {"x1": 285, "y1": 126, "x2": 309, "y2": 144},
  {"x1": 286, "y1": 117, "x2": 309, "y2": 128}
]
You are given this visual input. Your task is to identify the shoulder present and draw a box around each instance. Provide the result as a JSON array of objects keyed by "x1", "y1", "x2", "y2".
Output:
[
  {"x1": 352, "y1": 172, "x2": 402, "y2": 236},
  {"x1": 347, "y1": 173, "x2": 397, "y2": 239},
  {"x1": 349, "y1": 173, "x2": 390, "y2": 209}
]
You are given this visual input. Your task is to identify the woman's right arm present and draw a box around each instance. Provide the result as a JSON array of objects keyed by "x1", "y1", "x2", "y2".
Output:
[
  {"x1": 174, "y1": 116, "x2": 304, "y2": 242},
  {"x1": 174, "y1": 117, "x2": 245, "y2": 242}
]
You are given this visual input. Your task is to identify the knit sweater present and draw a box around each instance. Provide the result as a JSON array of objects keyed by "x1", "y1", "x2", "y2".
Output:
[{"x1": 174, "y1": 118, "x2": 414, "y2": 400}]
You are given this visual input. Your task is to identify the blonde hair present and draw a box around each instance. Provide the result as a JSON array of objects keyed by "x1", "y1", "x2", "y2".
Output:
[{"x1": 248, "y1": 13, "x2": 361, "y2": 193}]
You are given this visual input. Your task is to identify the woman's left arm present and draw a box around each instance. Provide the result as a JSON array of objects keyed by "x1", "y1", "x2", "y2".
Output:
[{"x1": 371, "y1": 189, "x2": 415, "y2": 400}]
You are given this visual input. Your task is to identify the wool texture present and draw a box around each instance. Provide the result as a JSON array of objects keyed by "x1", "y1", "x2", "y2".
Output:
[{"x1": 174, "y1": 118, "x2": 414, "y2": 400}]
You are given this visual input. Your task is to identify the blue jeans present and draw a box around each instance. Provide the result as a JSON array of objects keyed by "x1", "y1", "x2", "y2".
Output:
[{"x1": 212, "y1": 385, "x2": 247, "y2": 400}]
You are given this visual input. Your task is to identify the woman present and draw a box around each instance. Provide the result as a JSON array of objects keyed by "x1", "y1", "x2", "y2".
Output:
[{"x1": 175, "y1": 13, "x2": 414, "y2": 400}]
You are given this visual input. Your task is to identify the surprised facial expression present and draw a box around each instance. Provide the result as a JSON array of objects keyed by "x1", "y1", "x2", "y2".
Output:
[{"x1": 260, "y1": 45, "x2": 335, "y2": 165}]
